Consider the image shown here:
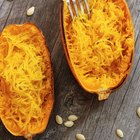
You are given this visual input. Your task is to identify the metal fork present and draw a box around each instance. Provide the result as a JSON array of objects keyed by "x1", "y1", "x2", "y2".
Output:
[{"x1": 66, "y1": 0, "x2": 90, "y2": 19}]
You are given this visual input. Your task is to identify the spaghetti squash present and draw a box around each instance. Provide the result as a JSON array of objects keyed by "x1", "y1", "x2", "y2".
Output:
[
  {"x1": 0, "y1": 23, "x2": 54, "y2": 139},
  {"x1": 61, "y1": 0, "x2": 134, "y2": 100}
]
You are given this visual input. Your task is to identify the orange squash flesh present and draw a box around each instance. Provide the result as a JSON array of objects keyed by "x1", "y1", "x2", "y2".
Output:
[
  {"x1": 0, "y1": 23, "x2": 54, "y2": 138},
  {"x1": 61, "y1": 0, "x2": 134, "y2": 100}
]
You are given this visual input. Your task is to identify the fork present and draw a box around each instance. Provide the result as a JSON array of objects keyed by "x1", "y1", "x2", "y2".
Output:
[{"x1": 66, "y1": 0, "x2": 90, "y2": 19}]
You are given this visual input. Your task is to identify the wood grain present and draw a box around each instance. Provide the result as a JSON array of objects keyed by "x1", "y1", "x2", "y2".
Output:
[{"x1": 0, "y1": 0, "x2": 140, "y2": 140}]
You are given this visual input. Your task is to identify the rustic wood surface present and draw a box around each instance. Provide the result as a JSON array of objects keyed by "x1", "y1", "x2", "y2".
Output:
[{"x1": 0, "y1": 0, "x2": 140, "y2": 140}]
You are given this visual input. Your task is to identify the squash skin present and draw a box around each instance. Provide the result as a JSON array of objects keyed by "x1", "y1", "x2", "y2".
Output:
[
  {"x1": 60, "y1": 0, "x2": 134, "y2": 100},
  {"x1": 0, "y1": 23, "x2": 54, "y2": 138}
]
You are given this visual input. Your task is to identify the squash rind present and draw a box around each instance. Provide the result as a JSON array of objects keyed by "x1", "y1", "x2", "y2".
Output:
[
  {"x1": 0, "y1": 23, "x2": 54, "y2": 137},
  {"x1": 60, "y1": 0, "x2": 134, "y2": 100}
]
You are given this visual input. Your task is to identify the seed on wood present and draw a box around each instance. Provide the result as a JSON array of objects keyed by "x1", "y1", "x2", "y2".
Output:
[
  {"x1": 137, "y1": 107, "x2": 140, "y2": 118},
  {"x1": 27, "y1": 7, "x2": 35, "y2": 16},
  {"x1": 64, "y1": 121, "x2": 74, "y2": 127},
  {"x1": 56, "y1": 115, "x2": 63, "y2": 125},
  {"x1": 68, "y1": 115, "x2": 78, "y2": 121},
  {"x1": 116, "y1": 129, "x2": 124, "y2": 138},
  {"x1": 76, "y1": 133, "x2": 86, "y2": 140}
]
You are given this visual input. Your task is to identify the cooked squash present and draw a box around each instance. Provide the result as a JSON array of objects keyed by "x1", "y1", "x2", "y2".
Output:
[
  {"x1": 0, "y1": 23, "x2": 54, "y2": 139},
  {"x1": 61, "y1": 0, "x2": 134, "y2": 100}
]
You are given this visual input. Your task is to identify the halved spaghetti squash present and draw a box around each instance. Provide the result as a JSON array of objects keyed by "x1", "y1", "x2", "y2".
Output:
[
  {"x1": 61, "y1": 0, "x2": 134, "y2": 100},
  {"x1": 0, "y1": 23, "x2": 54, "y2": 138}
]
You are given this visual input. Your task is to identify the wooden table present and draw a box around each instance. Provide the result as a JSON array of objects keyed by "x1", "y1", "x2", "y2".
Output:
[{"x1": 0, "y1": 0, "x2": 140, "y2": 140}]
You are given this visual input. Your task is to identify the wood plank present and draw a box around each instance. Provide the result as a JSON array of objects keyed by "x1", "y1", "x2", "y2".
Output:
[
  {"x1": 0, "y1": 0, "x2": 60, "y2": 140},
  {"x1": 0, "y1": 0, "x2": 139, "y2": 140},
  {"x1": 46, "y1": 1, "x2": 140, "y2": 140},
  {"x1": 0, "y1": 0, "x2": 4, "y2": 8}
]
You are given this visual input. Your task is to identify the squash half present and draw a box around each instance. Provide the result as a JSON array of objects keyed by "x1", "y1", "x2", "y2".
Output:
[
  {"x1": 0, "y1": 23, "x2": 54, "y2": 138},
  {"x1": 61, "y1": 0, "x2": 134, "y2": 100}
]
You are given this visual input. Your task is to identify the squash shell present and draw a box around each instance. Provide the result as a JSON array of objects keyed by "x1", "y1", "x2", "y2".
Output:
[
  {"x1": 0, "y1": 23, "x2": 54, "y2": 138},
  {"x1": 60, "y1": 0, "x2": 134, "y2": 100}
]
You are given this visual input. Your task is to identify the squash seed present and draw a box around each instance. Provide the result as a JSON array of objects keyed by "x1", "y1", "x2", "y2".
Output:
[
  {"x1": 27, "y1": 7, "x2": 35, "y2": 16},
  {"x1": 64, "y1": 121, "x2": 74, "y2": 127},
  {"x1": 137, "y1": 107, "x2": 140, "y2": 118},
  {"x1": 56, "y1": 115, "x2": 63, "y2": 125},
  {"x1": 68, "y1": 115, "x2": 78, "y2": 121},
  {"x1": 116, "y1": 129, "x2": 124, "y2": 138},
  {"x1": 76, "y1": 133, "x2": 86, "y2": 140}
]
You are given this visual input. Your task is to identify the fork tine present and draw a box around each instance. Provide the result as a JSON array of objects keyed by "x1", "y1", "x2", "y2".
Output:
[
  {"x1": 78, "y1": 0, "x2": 84, "y2": 14},
  {"x1": 84, "y1": 0, "x2": 90, "y2": 16},
  {"x1": 66, "y1": 0, "x2": 90, "y2": 19},
  {"x1": 72, "y1": 0, "x2": 79, "y2": 16},
  {"x1": 66, "y1": 0, "x2": 74, "y2": 19}
]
